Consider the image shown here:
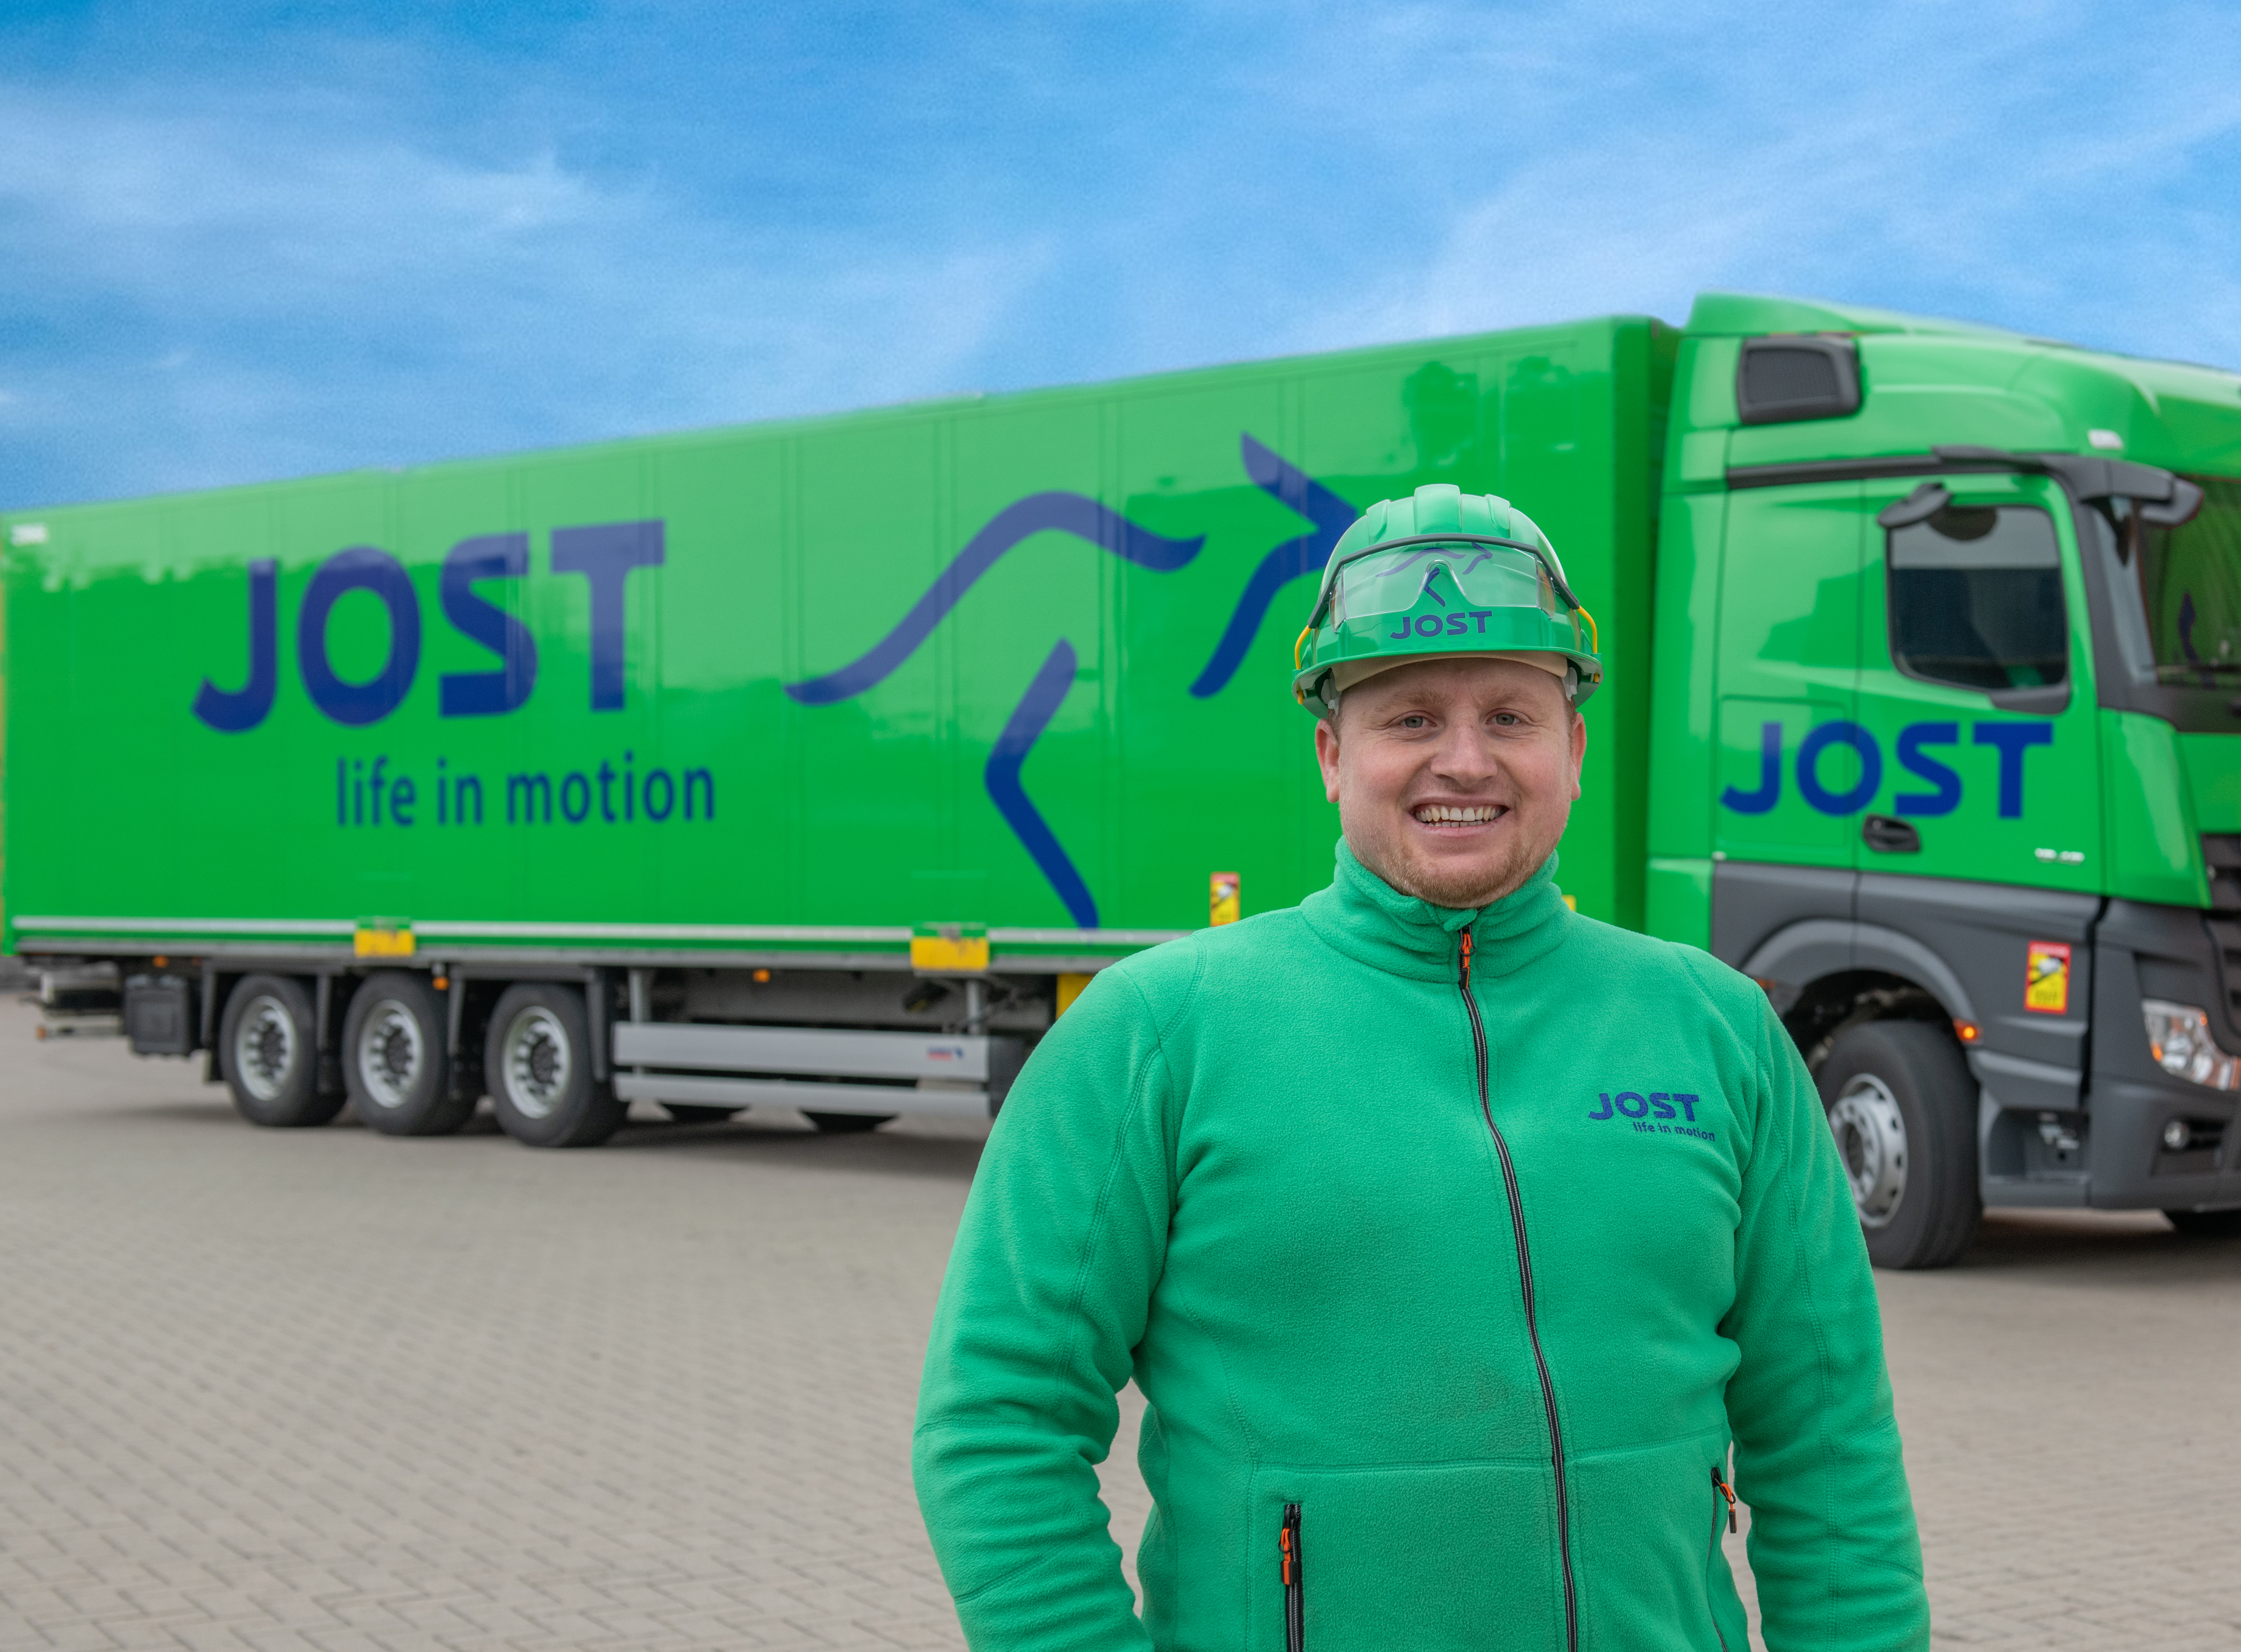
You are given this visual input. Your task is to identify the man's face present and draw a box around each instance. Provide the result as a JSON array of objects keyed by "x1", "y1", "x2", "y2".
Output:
[{"x1": 1314, "y1": 656, "x2": 1586, "y2": 910}]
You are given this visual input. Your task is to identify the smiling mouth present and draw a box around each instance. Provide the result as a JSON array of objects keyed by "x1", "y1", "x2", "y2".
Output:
[{"x1": 1412, "y1": 803, "x2": 1506, "y2": 826}]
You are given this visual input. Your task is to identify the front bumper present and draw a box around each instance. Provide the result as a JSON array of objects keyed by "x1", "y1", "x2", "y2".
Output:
[{"x1": 2072, "y1": 902, "x2": 2241, "y2": 1211}]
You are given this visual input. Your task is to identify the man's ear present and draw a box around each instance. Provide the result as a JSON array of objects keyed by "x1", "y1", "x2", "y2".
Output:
[{"x1": 1314, "y1": 713, "x2": 1343, "y2": 805}]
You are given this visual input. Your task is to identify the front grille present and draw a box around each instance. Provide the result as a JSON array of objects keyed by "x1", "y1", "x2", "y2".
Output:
[{"x1": 2203, "y1": 834, "x2": 2241, "y2": 913}]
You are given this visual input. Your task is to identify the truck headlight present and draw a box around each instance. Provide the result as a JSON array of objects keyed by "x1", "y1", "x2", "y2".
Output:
[{"x1": 2141, "y1": 1000, "x2": 2241, "y2": 1090}]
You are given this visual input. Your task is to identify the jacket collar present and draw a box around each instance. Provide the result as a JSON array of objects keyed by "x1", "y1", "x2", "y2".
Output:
[{"x1": 1299, "y1": 838, "x2": 1572, "y2": 984}]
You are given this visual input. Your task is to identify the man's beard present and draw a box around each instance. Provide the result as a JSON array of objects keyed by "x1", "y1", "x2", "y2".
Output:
[{"x1": 1364, "y1": 833, "x2": 1544, "y2": 911}]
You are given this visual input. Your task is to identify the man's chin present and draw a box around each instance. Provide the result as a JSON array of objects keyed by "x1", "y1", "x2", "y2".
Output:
[{"x1": 1384, "y1": 847, "x2": 1535, "y2": 911}]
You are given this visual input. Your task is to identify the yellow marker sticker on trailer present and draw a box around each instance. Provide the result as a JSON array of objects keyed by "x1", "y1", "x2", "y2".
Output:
[
  {"x1": 2025, "y1": 940, "x2": 2071, "y2": 1015},
  {"x1": 912, "y1": 922, "x2": 989, "y2": 973},
  {"x1": 1209, "y1": 872, "x2": 1240, "y2": 926},
  {"x1": 354, "y1": 919, "x2": 415, "y2": 957},
  {"x1": 1055, "y1": 972, "x2": 1092, "y2": 1015}
]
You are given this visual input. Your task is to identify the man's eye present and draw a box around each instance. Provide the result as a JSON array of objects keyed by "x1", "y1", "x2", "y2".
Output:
[
  {"x1": 1398, "y1": 715, "x2": 1431, "y2": 729},
  {"x1": 1492, "y1": 712, "x2": 1521, "y2": 726}
]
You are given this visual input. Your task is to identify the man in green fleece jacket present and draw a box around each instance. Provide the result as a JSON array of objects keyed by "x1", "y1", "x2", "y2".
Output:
[{"x1": 914, "y1": 485, "x2": 1929, "y2": 1652}]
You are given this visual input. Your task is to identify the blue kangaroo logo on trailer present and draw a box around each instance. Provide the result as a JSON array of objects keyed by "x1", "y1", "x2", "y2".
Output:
[{"x1": 781, "y1": 434, "x2": 1354, "y2": 929}]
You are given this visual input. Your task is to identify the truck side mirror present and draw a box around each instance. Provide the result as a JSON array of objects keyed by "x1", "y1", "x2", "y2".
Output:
[
  {"x1": 2137, "y1": 477, "x2": 2204, "y2": 528},
  {"x1": 1876, "y1": 482, "x2": 1952, "y2": 530}
]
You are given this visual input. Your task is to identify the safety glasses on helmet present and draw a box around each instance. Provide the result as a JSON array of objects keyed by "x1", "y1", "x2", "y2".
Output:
[{"x1": 1308, "y1": 535, "x2": 1584, "y2": 628}]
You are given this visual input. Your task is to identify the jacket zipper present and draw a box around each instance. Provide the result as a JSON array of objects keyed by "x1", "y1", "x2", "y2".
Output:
[
  {"x1": 1459, "y1": 929, "x2": 1578, "y2": 1652},
  {"x1": 1279, "y1": 1501, "x2": 1304, "y2": 1652},
  {"x1": 1706, "y1": 1467, "x2": 1737, "y2": 1652}
]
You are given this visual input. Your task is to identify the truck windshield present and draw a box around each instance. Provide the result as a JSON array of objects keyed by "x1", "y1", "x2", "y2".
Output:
[{"x1": 2137, "y1": 476, "x2": 2241, "y2": 683}]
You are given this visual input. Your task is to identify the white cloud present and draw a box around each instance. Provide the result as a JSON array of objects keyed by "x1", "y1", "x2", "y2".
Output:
[
  {"x1": 0, "y1": 78, "x2": 1054, "y2": 502},
  {"x1": 6, "y1": 0, "x2": 2241, "y2": 509},
  {"x1": 1250, "y1": 0, "x2": 2241, "y2": 367}
]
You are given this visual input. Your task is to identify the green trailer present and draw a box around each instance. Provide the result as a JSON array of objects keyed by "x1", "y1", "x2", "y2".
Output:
[{"x1": 8, "y1": 291, "x2": 2241, "y2": 1263}]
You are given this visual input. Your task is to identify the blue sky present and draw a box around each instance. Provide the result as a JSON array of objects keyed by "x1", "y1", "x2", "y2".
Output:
[{"x1": 5, "y1": 0, "x2": 2241, "y2": 509}]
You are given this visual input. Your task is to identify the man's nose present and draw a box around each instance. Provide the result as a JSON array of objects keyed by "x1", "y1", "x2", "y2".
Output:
[{"x1": 1425, "y1": 726, "x2": 1505, "y2": 785}]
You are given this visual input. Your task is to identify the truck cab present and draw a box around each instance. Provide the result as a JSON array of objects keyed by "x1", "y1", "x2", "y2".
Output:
[{"x1": 1650, "y1": 292, "x2": 2241, "y2": 1265}]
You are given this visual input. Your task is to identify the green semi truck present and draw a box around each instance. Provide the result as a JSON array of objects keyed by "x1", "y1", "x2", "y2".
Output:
[{"x1": 7, "y1": 290, "x2": 2241, "y2": 1265}]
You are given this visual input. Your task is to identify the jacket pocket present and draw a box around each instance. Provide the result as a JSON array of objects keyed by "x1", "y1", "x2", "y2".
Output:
[
  {"x1": 1705, "y1": 1466, "x2": 1738, "y2": 1652},
  {"x1": 1279, "y1": 1502, "x2": 1303, "y2": 1652},
  {"x1": 1250, "y1": 1461, "x2": 1563, "y2": 1652},
  {"x1": 1566, "y1": 1429, "x2": 1746, "y2": 1652}
]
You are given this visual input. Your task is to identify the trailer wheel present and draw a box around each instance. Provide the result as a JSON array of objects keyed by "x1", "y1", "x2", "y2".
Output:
[
  {"x1": 1818, "y1": 1020, "x2": 1980, "y2": 1270},
  {"x1": 486, "y1": 983, "x2": 623, "y2": 1148},
  {"x1": 2164, "y1": 1207, "x2": 2241, "y2": 1236},
  {"x1": 803, "y1": 1111, "x2": 894, "y2": 1134},
  {"x1": 343, "y1": 971, "x2": 470, "y2": 1136},
  {"x1": 218, "y1": 975, "x2": 342, "y2": 1128}
]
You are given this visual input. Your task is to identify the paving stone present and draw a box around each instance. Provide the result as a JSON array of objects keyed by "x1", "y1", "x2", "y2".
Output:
[{"x1": 3, "y1": 997, "x2": 2238, "y2": 1650}]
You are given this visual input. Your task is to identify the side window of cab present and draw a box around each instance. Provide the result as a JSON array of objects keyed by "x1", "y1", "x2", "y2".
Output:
[{"x1": 1887, "y1": 504, "x2": 2067, "y2": 695}]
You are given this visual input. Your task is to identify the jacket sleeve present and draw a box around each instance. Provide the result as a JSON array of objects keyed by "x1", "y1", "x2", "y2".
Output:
[
  {"x1": 1720, "y1": 994, "x2": 1930, "y2": 1652},
  {"x1": 912, "y1": 965, "x2": 1178, "y2": 1652}
]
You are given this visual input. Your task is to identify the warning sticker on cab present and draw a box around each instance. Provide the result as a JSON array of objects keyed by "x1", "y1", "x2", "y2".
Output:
[{"x1": 2025, "y1": 941, "x2": 2071, "y2": 1015}]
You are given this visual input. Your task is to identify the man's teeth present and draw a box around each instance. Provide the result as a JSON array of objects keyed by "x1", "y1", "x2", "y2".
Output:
[{"x1": 1414, "y1": 804, "x2": 1503, "y2": 823}]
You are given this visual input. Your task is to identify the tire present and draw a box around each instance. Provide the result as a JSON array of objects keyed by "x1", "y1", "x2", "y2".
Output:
[
  {"x1": 1817, "y1": 1020, "x2": 1980, "y2": 1270},
  {"x1": 218, "y1": 974, "x2": 343, "y2": 1128},
  {"x1": 342, "y1": 971, "x2": 471, "y2": 1136},
  {"x1": 2164, "y1": 1207, "x2": 2241, "y2": 1236},
  {"x1": 803, "y1": 1110, "x2": 894, "y2": 1134},
  {"x1": 486, "y1": 983, "x2": 623, "y2": 1148}
]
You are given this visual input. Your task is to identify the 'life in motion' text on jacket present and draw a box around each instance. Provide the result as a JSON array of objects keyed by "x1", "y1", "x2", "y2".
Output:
[{"x1": 914, "y1": 845, "x2": 1929, "y2": 1652}]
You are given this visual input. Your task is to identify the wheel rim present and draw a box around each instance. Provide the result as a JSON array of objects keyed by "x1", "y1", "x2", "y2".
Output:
[
  {"x1": 233, "y1": 995, "x2": 298, "y2": 1102},
  {"x1": 1828, "y1": 1074, "x2": 1909, "y2": 1228},
  {"x1": 500, "y1": 1006, "x2": 571, "y2": 1120},
  {"x1": 355, "y1": 999, "x2": 426, "y2": 1109}
]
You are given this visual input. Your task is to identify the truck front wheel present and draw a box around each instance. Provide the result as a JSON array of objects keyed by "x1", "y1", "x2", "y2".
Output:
[
  {"x1": 219, "y1": 974, "x2": 342, "y2": 1128},
  {"x1": 486, "y1": 983, "x2": 623, "y2": 1148},
  {"x1": 344, "y1": 971, "x2": 471, "y2": 1136},
  {"x1": 1818, "y1": 1020, "x2": 1980, "y2": 1270}
]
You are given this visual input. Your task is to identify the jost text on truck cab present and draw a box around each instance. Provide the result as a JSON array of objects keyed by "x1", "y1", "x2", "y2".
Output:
[{"x1": 7, "y1": 290, "x2": 2241, "y2": 1267}]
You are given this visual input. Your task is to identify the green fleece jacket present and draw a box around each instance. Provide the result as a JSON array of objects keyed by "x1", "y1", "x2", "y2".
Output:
[{"x1": 914, "y1": 846, "x2": 1928, "y2": 1652}]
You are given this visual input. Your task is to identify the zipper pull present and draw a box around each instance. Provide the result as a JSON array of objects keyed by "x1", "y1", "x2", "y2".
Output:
[
  {"x1": 1459, "y1": 929, "x2": 1473, "y2": 985},
  {"x1": 1712, "y1": 1467, "x2": 1737, "y2": 1533},
  {"x1": 1279, "y1": 1522, "x2": 1293, "y2": 1585}
]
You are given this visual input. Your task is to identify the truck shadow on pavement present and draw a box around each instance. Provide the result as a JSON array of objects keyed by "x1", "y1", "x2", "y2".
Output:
[
  {"x1": 69, "y1": 1094, "x2": 990, "y2": 1182},
  {"x1": 602, "y1": 1110, "x2": 990, "y2": 1181},
  {"x1": 1953, "y1": 1209, "x2": 2241, "y2": 1281}
]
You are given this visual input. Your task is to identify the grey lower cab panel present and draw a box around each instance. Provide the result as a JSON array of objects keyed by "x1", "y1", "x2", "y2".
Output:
[
  {"x1": 612, "y1": 1072, "x2": 992, "y2": 1119},
  {"x1": 610, "y1": 1021, "x2": 1022, "y2": 1086},
  {"x1": 1718, "y1": 860, "x2": 2099, "y2": 1071},
  {"x1": 1710, "y1": 862, "x2": 1854, "y2": 970}
]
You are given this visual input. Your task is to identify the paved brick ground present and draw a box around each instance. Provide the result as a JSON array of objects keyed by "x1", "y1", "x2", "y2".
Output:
[{"x1": 3, "y1": 994, "x2": 2238, "y2": 1650}]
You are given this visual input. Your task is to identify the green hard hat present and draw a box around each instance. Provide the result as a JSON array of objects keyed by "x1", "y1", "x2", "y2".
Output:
[{"x1": 1291, "y1": 483, "x2": 1601, "y2": 715}]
